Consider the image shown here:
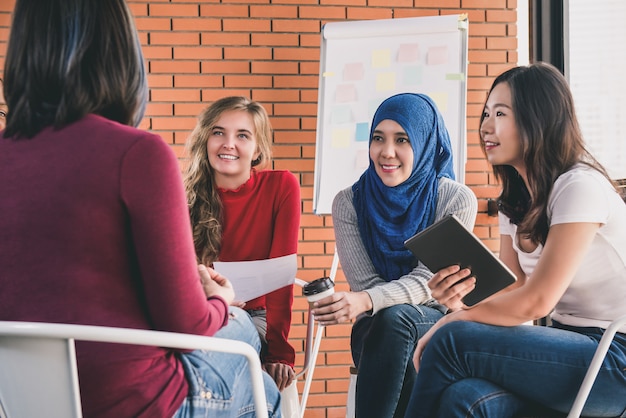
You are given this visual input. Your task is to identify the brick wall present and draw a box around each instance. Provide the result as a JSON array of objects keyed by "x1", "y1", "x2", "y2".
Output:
[{"x1": 0, "y1": 1, "x2": 518, "y2": 417}]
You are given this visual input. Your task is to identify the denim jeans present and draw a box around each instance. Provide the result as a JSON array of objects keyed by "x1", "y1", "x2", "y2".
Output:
[
  {"x1": 173, "y1": 307, "x2": 282, "y2": 418},
  {"x1": 405, "y1": 320, "x2": 626, "y2": 418},
  {"x1": 351, "y1": 304, "x2": 444, "y2": 418}
]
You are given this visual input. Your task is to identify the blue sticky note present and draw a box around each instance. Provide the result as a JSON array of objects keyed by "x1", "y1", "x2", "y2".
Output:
[{"x1": 355, "y1": 122, "x2": 369, "y2": 142}]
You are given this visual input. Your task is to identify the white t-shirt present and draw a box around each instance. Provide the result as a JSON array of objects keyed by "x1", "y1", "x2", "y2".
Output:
[{"x1": 499, "y1": 165, "x2": 626, "y2": 332}]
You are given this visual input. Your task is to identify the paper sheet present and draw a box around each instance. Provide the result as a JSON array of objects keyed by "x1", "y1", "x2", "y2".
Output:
[{"x1": 213, "y1": 254, "x2": 297, "y2": 303}]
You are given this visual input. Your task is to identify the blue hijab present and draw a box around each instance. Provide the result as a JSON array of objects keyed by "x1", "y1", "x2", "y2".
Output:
[{"x1": 352, "y1": 93, "x2": 455, "y2": 281}]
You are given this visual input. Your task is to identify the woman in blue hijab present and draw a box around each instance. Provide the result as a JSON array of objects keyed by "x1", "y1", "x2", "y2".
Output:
[{"x1": 311, "y1": 93, "x2": 478, "y2": 418}]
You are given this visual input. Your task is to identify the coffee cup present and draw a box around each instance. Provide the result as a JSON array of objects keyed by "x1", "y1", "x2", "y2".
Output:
[{"x1": 302, "y1": 277, "x2": 335, "y2": 303}]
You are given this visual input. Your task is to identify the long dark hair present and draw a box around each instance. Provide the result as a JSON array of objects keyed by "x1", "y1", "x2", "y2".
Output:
[
  {"x1": 3, "y1": 0, "x2": 147, "y2": 138},
  {"x1": 479, "y1": 62, "x2": 613, "y2": 245}
]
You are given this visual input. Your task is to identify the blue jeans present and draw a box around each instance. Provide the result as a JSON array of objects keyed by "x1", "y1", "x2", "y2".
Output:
[
  {"x1": 173, "y1": 307, "x2": 282, "y2": 418},
  {"x1": 351, "y1": 304, "x2": 444, "y2": 418},
  {"x1": 405, "y1": 321, "x2": 626, "y2": 418}
]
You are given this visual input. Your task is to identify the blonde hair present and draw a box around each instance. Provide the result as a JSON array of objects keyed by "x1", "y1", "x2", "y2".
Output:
[{"x1": 183, "y1": 96, "x2": 273, "y2": 264}]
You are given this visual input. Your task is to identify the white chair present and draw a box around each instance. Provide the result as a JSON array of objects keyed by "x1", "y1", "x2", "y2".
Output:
[
  {"x1": 281, "y1": 252, "x2": 340, "y2": 418},
  {"x1": 567, "y1": 313, "x2": 626, "y2": 418},
  {"x1": 280, "y1": 279, "x2": 326, "y2": 418},
  {"x1": 0, "y1": 321, "x2": 269, "y2": 418}
]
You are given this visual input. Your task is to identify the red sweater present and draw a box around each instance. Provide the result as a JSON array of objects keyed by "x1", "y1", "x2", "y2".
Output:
[
  {"x1": 218, "y1": 169, "x2": 300, "y2": 366},
  {"x1": 0, "y1": 115, "x2": 228, "y2": 417}
]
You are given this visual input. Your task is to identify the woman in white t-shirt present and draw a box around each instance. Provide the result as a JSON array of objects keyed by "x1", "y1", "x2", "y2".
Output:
[{"x1": 404, "y1": 62, "x2": 626, "y2": 418}]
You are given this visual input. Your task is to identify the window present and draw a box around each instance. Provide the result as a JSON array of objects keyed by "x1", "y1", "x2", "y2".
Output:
[{"x1": 565, "y1": 0, "x2": 626, "y2": 179}]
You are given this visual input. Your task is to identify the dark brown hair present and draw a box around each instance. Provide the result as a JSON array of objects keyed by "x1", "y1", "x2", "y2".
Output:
[
  {"x1": 3, "y1": 0, "x2": 147, "y2": 138},
  {"x1": 479, "y1": 62, "x2": 613, "y2": 245}
]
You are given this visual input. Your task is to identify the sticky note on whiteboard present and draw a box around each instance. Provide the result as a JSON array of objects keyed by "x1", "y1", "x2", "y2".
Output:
[
  {"x1": 372, "y1": 49, "x2": 391, "y2": 68},
  {"x1": 398, "y1": 43, "x2": 420, "y2": 62},
  {"x1": 427, "y1": 45, "x2": 448, "y2": 65},
  {"x1": 445, "y1": 73, "x2": 465, "y2": 81},
  {"x1": 355, "y1": 122, "x2": 370, "y2": 142},
  {"x1": 331, "y1": 128, "x2": 351, "y2": 149}
]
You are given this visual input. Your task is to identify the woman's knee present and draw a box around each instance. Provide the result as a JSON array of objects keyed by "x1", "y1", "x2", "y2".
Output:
[
  {"x1": 372, "y1": 304, "x2": 443, "y2": 337},
  {"x1": 214, "y1": 307, "x2": 261, "y2": 351},
  {"x1": 437, "y1": 378, "x2": 525, "y2": 418}
]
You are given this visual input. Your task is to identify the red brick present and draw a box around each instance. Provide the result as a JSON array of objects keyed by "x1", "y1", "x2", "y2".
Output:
[
  {"x1": 223, "y1": 18, "x2": 271, "y2": 32},
  {"x1": 171, "y1": 18, "x2": 221, "y2": 31},
  {"x1": 150, "y1": 60, "x2": 200, "y2": 74},
  {"x1": 251, "y1": 61, "x2": 299, "y2": 74},
  {"x1": 224, "y1": 75, "x2": 273, "y2": 88},
  {"x1": 250, "y1": 5, "x2": 298, "y2": 18},
  {"x1": 150, "y1": 32, "x2": 200, "y2": 46},
  {"x1": 201, "y1": 32, "x2": 251, "y2": 46},
  {"x1": 299, "y1": 6, "x2": 347, "y2": 19},
  {"x1": 173, "y1": 46, "x2": 222, "y2": 60},
  {"x1": 463, "y1": 0, "x2": 507, "y2": 7},
  {"x1": 272, "y1": 145, "x2": 302, "y2": 158},
  {"x1": 470, "y1": 22, "x2": 508, "y2": 37},
  {"x1": 200, "y1": 61, "x2": 250, "y2": 74},
  {"x1": 274, "y1": 75, "x2": 319, "y2": 89},
  {"x1": 252, "y1": 89, "x2": 301, "y2": 103},
  {"x1": 273, "y1": 19, "x2": 322, "y2": 33},
  {"x1": 147, "y1": 74, "x2": 174, "y2": 88},
  {"x1": 149, "y1": 4, "x2": 199, "y2": 17},
  {"x1": 175, "y1": 75, "x2": 223, "y2": 88},
  {"x1": 347, "y1": 7, "x2": 392, "y2": 20},
  {"x1": 200, "y1": 4, "x2": 249, "y2": 17},
  {"x1": 135, "y1": 17, "x2": 171, "y2": 31},
  {"x1": 251, "y1": 33, "x2": 300, "y2": 47},
  {"x1": 224, "y1": 47, "x2": 272, "y2": 60},
  {"x1": 487, "y1": 9, "x2": 517, "y2": 22},
  {"x1": 142, "y1": 46, "x2": 173, "y2": 60},
  {"x1": 410, "y1": 0, "x2": 460, "y2": 6}
]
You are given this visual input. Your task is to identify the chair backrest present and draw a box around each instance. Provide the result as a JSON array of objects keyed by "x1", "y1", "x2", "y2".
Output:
[
  {"x1": 0, "y1": 334, "x2": 82, "y2": 418},
  {"x1": 0, "y1": 321, "x2": 268, "y2": 418}
]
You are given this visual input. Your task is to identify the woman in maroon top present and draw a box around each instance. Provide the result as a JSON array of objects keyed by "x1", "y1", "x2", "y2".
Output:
[
  {"x1": 0, "y1": 1, "x2": 281, "y2": 417},
  {"x1": 184, "y1": 96, "x2": 301, "y2": 392}
]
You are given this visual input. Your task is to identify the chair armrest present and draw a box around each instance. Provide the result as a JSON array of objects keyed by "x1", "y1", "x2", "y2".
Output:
[{"x1": 567, "y1": 314, "x2": 626, "y2": 418}]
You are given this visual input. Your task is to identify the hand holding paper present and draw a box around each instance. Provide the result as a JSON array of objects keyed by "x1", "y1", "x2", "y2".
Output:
[{"x1": 213, "y1": 254, "x2": 297, "y2": 303}]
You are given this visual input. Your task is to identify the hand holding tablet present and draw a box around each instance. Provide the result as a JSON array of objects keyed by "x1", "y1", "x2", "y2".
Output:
[{"x1": 404, "y1": 214, "x2": 517, "y2": 306}]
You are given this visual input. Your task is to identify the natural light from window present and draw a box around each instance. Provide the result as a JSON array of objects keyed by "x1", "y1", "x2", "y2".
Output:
[{"x1": 566, "y1": 0, "x2": 626, "y2": 180}]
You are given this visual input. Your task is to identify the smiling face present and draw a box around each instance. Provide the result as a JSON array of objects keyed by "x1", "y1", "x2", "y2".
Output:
[
  {"x1": 480, "y1": 82, "x2": 524, "y2": 172},
  {"x1": 369, "y1": 119, "x2": 414, "y2": 187},
  {"x1": 206, "y1": 109, "x2": 260, "y2": 189}
]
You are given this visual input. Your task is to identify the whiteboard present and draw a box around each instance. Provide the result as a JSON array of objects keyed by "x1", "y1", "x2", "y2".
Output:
[{"x1": 313, "y1": 15, "x2": 469, "y2": 214}]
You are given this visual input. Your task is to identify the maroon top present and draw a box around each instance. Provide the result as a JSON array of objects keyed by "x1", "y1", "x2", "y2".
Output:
[{"x1": 0, "y1": 114, "x2": 228, "y2": 417}]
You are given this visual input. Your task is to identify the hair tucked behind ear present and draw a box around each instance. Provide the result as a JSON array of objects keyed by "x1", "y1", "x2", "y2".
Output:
[
  {"x1": 480, "y1": 62, "x2": 614, "y2": 245},
  {"x1": 183, "y1": 96, "x2": 273, "y2": 264}
]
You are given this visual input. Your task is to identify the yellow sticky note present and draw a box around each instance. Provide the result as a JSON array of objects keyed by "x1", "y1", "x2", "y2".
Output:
[
  {"x1": 331, "y1": 128, "x2": 351, "y2": 149},
  {"x1": 372, "y1": 49, "x2": 391, "y2": 68}
]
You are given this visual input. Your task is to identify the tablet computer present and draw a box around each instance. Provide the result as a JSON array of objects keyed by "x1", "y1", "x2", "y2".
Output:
[{"x1": 404, "y1": 214, "x2": 517, "y2": 306}]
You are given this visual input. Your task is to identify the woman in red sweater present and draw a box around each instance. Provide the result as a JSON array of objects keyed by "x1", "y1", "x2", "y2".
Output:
[
  {"x1": 0, "y1": 1, "x2": 281, "y2": 417},
  {"x1": 184, "y1": 96, "x2": 301, "y2": 391}
]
